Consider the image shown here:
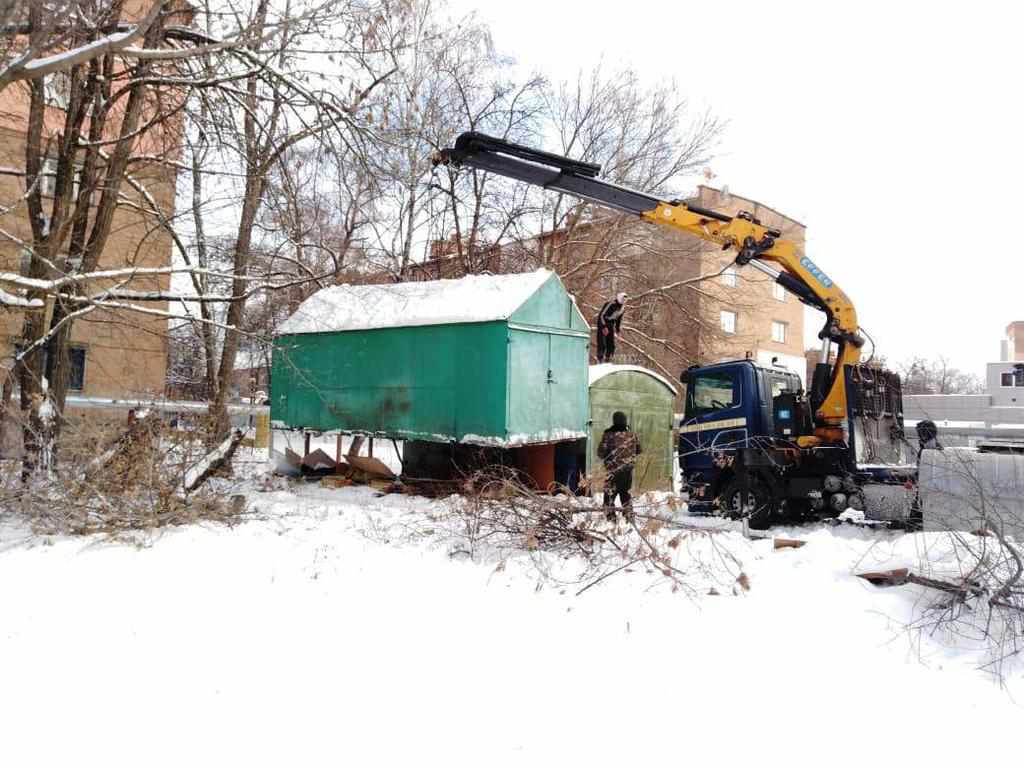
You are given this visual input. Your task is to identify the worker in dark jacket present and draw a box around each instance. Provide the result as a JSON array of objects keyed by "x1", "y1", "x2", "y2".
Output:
[
  {"x1": 915, "y1": 419, "x2": 943, "y2": 457},
  {"x1": 597, "y1": 411, "x2": 642, "y2": 522},
  {"x1": 595, "y1": 292, "x2": 627, "y2": 363}
]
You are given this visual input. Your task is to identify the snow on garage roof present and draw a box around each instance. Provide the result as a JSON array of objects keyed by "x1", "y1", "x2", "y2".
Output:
[
  {"x1": 277, "y1": 269, "x2": 556, "y2": 335},
  {"x1": 588, "y1": 364, "x2": 678, "y2": 396}
]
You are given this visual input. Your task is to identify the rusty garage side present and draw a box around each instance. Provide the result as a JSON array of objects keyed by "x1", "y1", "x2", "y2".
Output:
[{"x1": 270, "y1": 270, "x2": 590, "y2": 446}]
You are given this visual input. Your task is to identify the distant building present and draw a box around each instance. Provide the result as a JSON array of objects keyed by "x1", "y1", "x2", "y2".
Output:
[
  {"x1": 1001, "y1": 321, "x2": 1024, "y2": 362},
  {"x1": 905, "y1": 324, "x2": 1024, "y2": 447}
]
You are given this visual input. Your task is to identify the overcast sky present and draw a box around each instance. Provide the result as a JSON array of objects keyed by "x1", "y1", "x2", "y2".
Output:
[{"x1": 447, "y1": 0, "x2": 1022, "y2": 374}]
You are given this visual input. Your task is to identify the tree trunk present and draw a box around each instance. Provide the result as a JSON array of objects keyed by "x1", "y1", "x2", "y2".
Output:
[
  {"x1": 209, "y1": 0, "x2": 272, "y2": 440},
  {"x1": 210, "y1": 177, "x2": 263, "y2": 438}
]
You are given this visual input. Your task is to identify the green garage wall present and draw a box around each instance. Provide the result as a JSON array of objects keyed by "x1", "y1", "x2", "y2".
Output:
[
  {"x1": 272, "y1": 322, "x2": 509, "y2": 440},
  {"x1": 271, "y1": 272, "x2": 590, "y2": 446}
]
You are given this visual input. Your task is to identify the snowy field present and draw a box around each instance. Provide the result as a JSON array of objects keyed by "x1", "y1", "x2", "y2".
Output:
[{"x1": 1, "y1": 449, "x2": 1022, "y2": 767}]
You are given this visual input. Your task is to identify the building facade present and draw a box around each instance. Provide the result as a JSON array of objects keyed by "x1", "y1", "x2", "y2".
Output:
[
  {"x1": 0, "y1": 5, "x2": 184, "y2": 401},
  {"x1": 686, "y1": 186, "x2": 807, "y2": 383}
]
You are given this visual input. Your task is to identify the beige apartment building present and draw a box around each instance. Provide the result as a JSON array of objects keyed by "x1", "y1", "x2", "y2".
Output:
[
  {"x1": 0, "y1": 9, "x2": 182, "y2": 401},
  {"x1": 688, "y1": 186, "x2": 807, "y2": 383}
]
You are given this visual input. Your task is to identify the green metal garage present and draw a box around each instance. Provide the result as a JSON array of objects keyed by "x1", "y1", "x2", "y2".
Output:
[
  {"x1": 271, "y1": 270, "x2": 590, "y2": 447},
  {"x1": 588, "y1": 364, "x2": 678, "y2": 492}
]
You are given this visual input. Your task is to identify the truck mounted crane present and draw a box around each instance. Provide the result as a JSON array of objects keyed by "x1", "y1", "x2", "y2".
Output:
[{"x1": 434, "y1": 131, "x2": 915, "y2": 527}]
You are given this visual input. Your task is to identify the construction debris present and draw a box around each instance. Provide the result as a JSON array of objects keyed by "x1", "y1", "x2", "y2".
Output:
[
  {"x1": 271, "y1": 448, "x2": 304, "y2": 477},
  {"x1": 300, "y1": 448, "x2": 337, "y2": 477},
  {"x1": 347, "y1": 455, "x2": 396, "y2": 482}
]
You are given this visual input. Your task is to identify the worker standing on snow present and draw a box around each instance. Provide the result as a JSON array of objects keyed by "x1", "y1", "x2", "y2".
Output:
[
  {"x1": 595, "y1": 292, "x2": 627, "y2": 363},
  {"x1": 598, "y1": 411, "x2": 642, "y2": 523}
]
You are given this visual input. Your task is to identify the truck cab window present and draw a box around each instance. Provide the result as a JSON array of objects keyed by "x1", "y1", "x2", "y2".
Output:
[
  {"x1": 769, "y1": 374, "x2": 800, "y2": 399},
  {"x1": 687, "y1": 371, "x2": 737, "y2": 417}
]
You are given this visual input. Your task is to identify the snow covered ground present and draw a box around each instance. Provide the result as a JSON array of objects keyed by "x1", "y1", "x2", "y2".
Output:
[{"x1": 1, "y1": 450, "x2": 1022, "y2": 766}]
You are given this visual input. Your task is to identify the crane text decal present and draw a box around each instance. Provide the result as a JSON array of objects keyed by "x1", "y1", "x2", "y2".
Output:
[{"x1": 800, "y1": 256, "x2": 833, "y2": 288}]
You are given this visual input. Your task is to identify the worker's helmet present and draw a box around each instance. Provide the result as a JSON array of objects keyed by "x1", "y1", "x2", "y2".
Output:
[
  {"x1": 613, "y1": 411, "x2": 628, "y2": 428},
  {"x1": 616, "y1": 292, "x2": 628, "y2": 303}
]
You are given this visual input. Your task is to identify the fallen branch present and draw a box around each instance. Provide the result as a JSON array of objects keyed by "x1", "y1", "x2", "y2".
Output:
[{"x1": 183, "y1": 429, "x2": 244, "y2": 494}]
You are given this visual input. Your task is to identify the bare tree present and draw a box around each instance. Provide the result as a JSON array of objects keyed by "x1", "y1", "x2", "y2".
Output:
[
  {"x1": 359, "y1": 0, "x2": 545, "y2": 280},
  {"x1": 0, "y1": 0, "x2": 409, "y2": 471},
  {"x1": 456, "y1": 65, "x2": 724, "y2": 380},
  {"x1": 898, "y1": 355, "x2": 984, "y2": 395},
  {"x1": 180, "y1": 0, "x2": 408, "y2": 437}
]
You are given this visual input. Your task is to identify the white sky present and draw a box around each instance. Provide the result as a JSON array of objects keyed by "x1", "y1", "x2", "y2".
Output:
[{"x1": 447, "y1": 0, "x2": 1023, "y2": 375}]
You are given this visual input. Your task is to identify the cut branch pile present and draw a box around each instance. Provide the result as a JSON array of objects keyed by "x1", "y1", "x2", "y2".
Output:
[
  {"x1": 433, "y1": 467, "x2": 746, "y2": 598},
  {"x1": 5, "y1": 414, "x2": 249, "y2": 535},
  {"x1": 878, "y1": 525, "x2": 1024, "y2": 681}
]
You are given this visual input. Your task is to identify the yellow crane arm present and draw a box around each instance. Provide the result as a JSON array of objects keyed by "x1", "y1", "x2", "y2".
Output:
[
  {"x1": 640, "y1": 201, "x2": 861, "y2": 431},
  {"x1": 433, "y1": 132, "x2": 864, "y2": 433}
]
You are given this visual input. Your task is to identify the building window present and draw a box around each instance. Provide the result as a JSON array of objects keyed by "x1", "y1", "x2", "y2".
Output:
[
  {"x1": 720, "y1": 310, "x2": 737, "y2": 335},
  {"x1": 1002, "y1": 373, "x2": 1014, "y2": 387},
  {"x1": 771, "y1": 320, "x2": 787, "y2": 344},
  {"x1": 38, "y1": 157, "x2": 58, "y2": 197},
  {"x1": 1006, "y1": 368, "x2": 1024, "y2": 387},
  {"x1": 44, "y1": 71, "x2": 71, "y2": 109},
  {"x1": 68, "y1": 347, "x2": 86, "y2": 391},
  {"x1": 36, "y1": 158, "x2": 84, "y2": 199},
  {"x1": 720, "y1": 265, "x2": 737, "y2": 288},
  {"x1": 773, "y1": 282, "x2": 786, "y2": 302}
]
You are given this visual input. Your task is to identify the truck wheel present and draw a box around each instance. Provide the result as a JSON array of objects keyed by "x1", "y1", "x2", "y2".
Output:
[{"x1": 719, "y1": 476, "x2": 774, "y2": 530}]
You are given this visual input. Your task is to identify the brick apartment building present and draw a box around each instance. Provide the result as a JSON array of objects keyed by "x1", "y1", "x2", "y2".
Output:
[
  {"x1": 0, "y1": 4, "x2": 184, "y2": 401},
  {"x1": 414, "y1": 185, "x2": 807, "y2": 386},
  {"x1": 684, "y1": 186, "x2": 806, "y2": 381}
]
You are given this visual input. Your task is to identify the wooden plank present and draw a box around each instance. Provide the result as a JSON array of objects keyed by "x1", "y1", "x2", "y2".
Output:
[
  {"x1": 348, "y1": 455, "x2": 396, "y2": 479},
  {"x1": 856, "y1": 568, "x2": 910, "y2": 587},
  {"x1": 773, "y1": 538, "x2": 806, "y2": 550}
]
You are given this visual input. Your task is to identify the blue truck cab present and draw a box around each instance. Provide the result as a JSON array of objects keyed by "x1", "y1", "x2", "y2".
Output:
[
  {"x1": 679, "y1": 360, "x2": 803, "y2": 510},
  {"x1": 678, "y1": 358, "x2": 912, "y2": 527}
]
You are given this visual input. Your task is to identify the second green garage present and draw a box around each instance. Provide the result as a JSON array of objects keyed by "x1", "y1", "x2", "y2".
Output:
[{"x1": 588, "y1": 364, "x2": 678, "y2": 492}]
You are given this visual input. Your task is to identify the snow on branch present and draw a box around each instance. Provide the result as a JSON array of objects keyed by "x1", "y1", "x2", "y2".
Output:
[
  {"x1": 0, "y1": 264, "x2": 272, "y2": 293},
  {"x1": 0, "y1": 287, "x2": 44, "y2": 308},
  {"x1": 0, "y1": 1, "x2": 164, "y2": 91}
]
